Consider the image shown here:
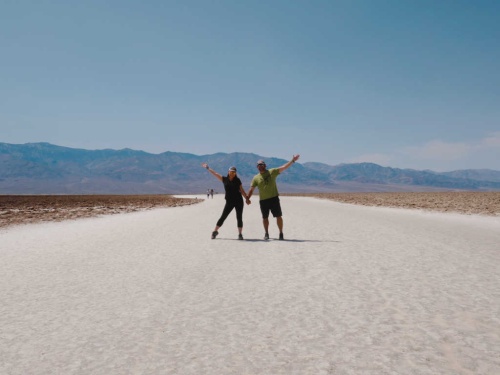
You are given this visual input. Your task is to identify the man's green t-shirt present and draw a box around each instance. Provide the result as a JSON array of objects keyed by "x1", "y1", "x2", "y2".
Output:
[{"x1": 251, "y1": 168, "x2": 280, "y2": 200}]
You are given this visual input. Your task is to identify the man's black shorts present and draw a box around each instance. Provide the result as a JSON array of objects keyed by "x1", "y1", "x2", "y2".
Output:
[{"x1": 259, "y1": 196, "x2": 282, "y2": 219}]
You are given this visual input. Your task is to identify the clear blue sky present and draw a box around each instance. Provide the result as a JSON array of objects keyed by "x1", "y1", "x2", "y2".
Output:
[{"x1": 1, "y1": 0, "x2": 499, "y2": 171}]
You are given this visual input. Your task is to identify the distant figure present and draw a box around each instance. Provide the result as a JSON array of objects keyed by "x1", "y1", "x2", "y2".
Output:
[
  {"x1": 207, "y1": 189, "x2": 210, "y2": 199},
  {"x1": 246, "y1": 154, "x2": 300, "y2": 240},
  {"x1": 202, "y1": 163, "x2": 249, "y2": 240},
  {"x1": 210, "y1": 188, "x2": 214, "y2": 199}
]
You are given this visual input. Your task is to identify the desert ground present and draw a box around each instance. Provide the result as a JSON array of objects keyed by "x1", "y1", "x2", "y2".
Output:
[
  {"x1": 1, "y1": 192, "x2": 498, "y2": 229},
  {"x1": 287, "y1": 191, "x2": 500, "y2": 216},
  {"x1": 1, "y1": 195, "x2": 499, "y2": 374},
  {"x1": 0, "y1": 195, "x2": 201, "y2": 228}
]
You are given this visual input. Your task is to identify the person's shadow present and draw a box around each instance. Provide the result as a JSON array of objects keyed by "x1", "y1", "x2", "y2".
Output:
[{"x1": 221, "y1": 238, "x2": 340, "y2": 243}]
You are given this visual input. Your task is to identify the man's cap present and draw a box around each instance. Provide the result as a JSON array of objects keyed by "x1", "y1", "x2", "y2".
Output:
[
  {"x1": 256, "y1": 159, "x2": 266, "y2": 166},
  {"x1": 228, "y1": 166, "x2": 237, "y2": 172}
]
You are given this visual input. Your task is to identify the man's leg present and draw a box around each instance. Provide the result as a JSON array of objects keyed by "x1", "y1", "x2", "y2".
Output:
[
  {"x1": 262, "y1": 218, "x2": 270, "y2": 240},
  {"x1": 263, "y1": 218, "x2": 269, "y2": 233},
  {"x1": 270, "y1": 197, "x2": 284, "y2": 239},
  {"x1": 260, "y1": 199, "x2": 271, "y2": 239},
  {"x1": 276, "y1": 216, "x2": 283, "y2": 232}
]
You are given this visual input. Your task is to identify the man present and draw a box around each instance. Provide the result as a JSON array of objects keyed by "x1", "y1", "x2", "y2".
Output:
[{"x1": 246, "y1": 154, "x2": 300, "y2": 240}]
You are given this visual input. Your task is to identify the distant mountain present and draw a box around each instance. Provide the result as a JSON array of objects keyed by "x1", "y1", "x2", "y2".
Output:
[
  {"x1": 1, "y1": 142, "x2": 499, "y2": 194},
  {"x1": 302, "y1": 162, "x2": 500, "y2": 190},
  {"x1": 440, "y1": 169, "x2": 500, "y2": 182}
]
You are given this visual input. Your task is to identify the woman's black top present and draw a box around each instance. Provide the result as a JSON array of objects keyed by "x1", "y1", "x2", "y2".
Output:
[{"x1": 222, "y1": 176, "x2": 243, "y2": 202}]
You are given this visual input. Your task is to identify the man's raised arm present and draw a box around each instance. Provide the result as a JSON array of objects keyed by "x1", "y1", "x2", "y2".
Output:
[{"x1": 278, "y1": 154, "x2": 300, "y2": 173}]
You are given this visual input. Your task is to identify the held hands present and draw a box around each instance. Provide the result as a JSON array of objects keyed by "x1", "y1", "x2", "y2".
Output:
[
  {"x1": 292, "y1": 154, "x2": 300, "y2": 163},
  {"x1": 202, "y1": 163, "x2": 209, "y2": 170},
  {"x1": 245, "y1": 198, "x2": 251, "y2": 205}
]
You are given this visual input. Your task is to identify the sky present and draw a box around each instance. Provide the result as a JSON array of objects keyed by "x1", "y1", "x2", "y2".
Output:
[{"x1": 1, "y1": 0, "x2": 499, "y2": 172}]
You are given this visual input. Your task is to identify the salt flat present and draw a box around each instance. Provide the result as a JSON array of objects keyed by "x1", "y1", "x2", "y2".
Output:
[{"x1": 1, "y1": 196, "x2": 499, "y2": 375}]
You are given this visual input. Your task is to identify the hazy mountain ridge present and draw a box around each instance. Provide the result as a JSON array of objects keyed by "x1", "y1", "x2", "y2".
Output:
[
  {"x1": 440, "y1": 169, "x2": 500, "y2": 183},
  {"x1": 302, "y1": 162, "x2": 500, "y2": 190},
  {"x1": 1, "y1": 142, "x2": 499, "y2": 194}
]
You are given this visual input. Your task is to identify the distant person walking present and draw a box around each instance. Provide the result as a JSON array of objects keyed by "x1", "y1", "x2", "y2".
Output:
[
  {"x1": 202, "y1": 163, "x2": 250, "y2": 240},
  {"x1": 246, "y1": 155, "x2": 300, "y2": 240}
]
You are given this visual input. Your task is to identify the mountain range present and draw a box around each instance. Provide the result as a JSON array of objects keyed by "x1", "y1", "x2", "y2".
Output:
[{"x1": 1, "y1": 142, "x2": 500, "y2": 194}]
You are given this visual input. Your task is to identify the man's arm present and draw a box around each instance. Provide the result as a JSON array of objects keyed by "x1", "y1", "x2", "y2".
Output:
[
  {"x1": 247, "y1": 186, "x2": 255, "y2": 199},
  {"x1": 278, "y1": 154, "x2": 300, "y2": 173},
  {"x1": 245, "y1": 186, "x2": 255, "y2": 205},
  {"x1": 239, "y1": 184, "x2": 249, "y2": 200}
]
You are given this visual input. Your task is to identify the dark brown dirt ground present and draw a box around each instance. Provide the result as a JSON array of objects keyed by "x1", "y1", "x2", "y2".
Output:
[
  {"x1": 2, "y1": 192, "x2": 499, "y2": 229},
  {"x1": 286, "y1": 192, "x2": 500, "y2": 216},
  {"x1": 0, "y1": 195, "x2": 201, "y2": 229}
]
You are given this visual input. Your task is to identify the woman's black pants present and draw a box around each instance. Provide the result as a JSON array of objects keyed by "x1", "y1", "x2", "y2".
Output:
[{"x1": 216, "y1": 199, "x2": 244, "y2": 228}]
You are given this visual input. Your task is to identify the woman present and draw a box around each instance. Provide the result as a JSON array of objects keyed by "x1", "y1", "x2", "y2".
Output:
[{"x1": 202, "y1": 163, "x2": 249, "y2": 240}]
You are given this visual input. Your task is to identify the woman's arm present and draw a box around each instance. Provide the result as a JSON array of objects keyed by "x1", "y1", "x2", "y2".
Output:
[
  {"x1": 239, "y1": 184, "x2": 249, "y2": 200},
  {"x1": 202, "y1": 163, "x2": 223, "y2": 182},
  {"x1": 240, "y1": 185, "x2": 251, "y2": 205}
]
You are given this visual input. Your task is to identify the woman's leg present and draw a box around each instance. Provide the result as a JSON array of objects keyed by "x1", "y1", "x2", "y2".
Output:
[
  {"x1": 235, "y1": 200, "x2": 244, "y2": 234},
  {"x1": 216, "y1": 201, "x2": 234, "y2": 228}
]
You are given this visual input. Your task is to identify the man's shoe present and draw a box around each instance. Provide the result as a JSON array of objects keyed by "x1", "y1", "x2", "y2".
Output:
[
  {"x1": 264, "y1": 233, "x2": 269, "y2": 240},
  {"x1": 238, "y1": 234, "x2": 244, "y2": 240},
  {"x1": 279, "y1": 233, "x2": 284, "y2": 240},
  {"x1": 211, "y1": 231, "x2": 218, "y2": 239}
]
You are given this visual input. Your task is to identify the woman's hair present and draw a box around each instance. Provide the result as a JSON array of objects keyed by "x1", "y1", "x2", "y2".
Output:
[{"x1": 227, "y1": 166, "x2": 237, "y2": 177}]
